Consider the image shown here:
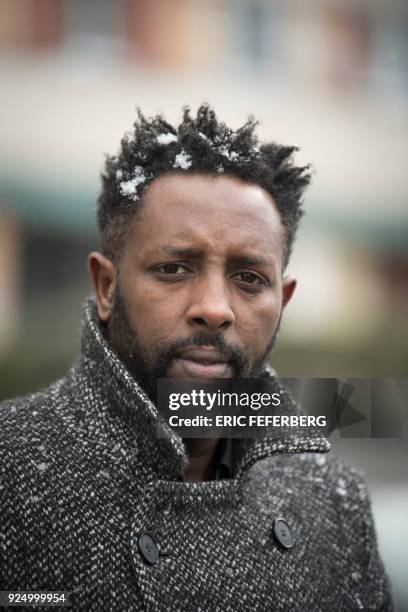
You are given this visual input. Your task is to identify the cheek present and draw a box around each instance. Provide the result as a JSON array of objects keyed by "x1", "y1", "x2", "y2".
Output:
[
  {"x1": 238, "y1": 293, "x2": 282, "y2": 344},
  {"x1": 122, "y1": 279, "x2": 181, "y2": 344}
]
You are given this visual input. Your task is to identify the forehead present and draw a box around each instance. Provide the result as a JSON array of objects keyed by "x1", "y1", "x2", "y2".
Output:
[{"x1": 127, "y1": 173, "x2": 284, "y2": 260}]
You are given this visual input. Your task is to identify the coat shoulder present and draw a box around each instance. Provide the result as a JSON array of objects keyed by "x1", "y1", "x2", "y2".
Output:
[
  {"x1": 0, "y1": 377, "x2": 67, "y2": 430},
  {"x1": 0, "y1": 377, "x2": 71, "y2": 476}
]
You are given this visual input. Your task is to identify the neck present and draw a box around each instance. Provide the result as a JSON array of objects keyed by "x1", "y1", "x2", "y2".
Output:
[{"x1": 182, "y1": 438, "x2": 221, "y2": 482}]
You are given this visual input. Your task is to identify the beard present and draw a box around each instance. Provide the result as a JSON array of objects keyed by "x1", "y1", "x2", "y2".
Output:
[{"x1": 106, "y1": 286, "x2": 282, "y2": 403}]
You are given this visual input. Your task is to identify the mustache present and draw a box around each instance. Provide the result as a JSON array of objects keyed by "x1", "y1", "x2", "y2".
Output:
[{"x1": 161, "y1": 331, "x2": 247, "y2": 374}]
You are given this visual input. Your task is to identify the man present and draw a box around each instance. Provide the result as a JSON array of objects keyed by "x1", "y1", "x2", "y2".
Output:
[{"x1": 0, "y1": 105, "x2": 392, "y2": 610}]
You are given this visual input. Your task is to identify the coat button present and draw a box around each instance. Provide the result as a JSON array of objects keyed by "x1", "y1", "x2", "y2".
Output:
[
  {"x1": 272, "y1": 518, "x2": 295, "y2": 549},
  {"x1": 138, "y1": 532, "x2": 159, "y2": 564}
]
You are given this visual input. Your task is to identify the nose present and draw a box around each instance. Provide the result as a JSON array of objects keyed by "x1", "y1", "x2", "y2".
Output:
[{"x1": 186, "y1": 273, "x2": 236, "y2": 331}]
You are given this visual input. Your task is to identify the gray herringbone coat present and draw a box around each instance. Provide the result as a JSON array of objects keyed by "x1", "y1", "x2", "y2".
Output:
[{"x1": 0, "y1": 299, "x2": 393, "y2": 611}]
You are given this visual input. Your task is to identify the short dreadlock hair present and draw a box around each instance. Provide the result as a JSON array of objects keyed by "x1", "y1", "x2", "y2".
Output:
[{"x1": 97, "y1": 103, "x2": 311, "y2": 268}]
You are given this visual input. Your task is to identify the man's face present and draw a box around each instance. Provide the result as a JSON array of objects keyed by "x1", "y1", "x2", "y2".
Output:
[{"x1": 93, "y1": 173, "x2": 295, "y2": 398}]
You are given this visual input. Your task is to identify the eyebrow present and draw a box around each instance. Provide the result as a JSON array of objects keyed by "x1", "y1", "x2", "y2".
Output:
[
  {"x1": 161, "y1": 246, "x2": 202, "y2": 257},
  {"x1": 159, "y1": 245, "x2": 272, "y2": 267}
]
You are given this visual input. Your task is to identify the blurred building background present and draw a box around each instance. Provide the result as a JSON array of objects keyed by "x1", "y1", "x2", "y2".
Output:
[{"x1": 0, "y1": 0, "x2": 407, "y2": 607}]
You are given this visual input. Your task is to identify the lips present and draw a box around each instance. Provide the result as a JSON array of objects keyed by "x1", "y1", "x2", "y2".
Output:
[
  {"x1": 177, "y1": 347, "x2": 228, "y2": 363},
  {"x1": 168, "y1": 346, "x2": 233, "y2": 378}
]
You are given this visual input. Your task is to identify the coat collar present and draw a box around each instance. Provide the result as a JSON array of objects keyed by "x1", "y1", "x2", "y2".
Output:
[{"x1": 74, "y1": 298, "x2": 330, "y2": 481}]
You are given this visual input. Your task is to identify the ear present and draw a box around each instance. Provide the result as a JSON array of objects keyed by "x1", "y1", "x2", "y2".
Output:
[
  {"x1": 282, "y1": 276, "x2": 297, "y2": 309},
  {"x1": 87, "y1": 251, "x2": 116, "y2": 322}
]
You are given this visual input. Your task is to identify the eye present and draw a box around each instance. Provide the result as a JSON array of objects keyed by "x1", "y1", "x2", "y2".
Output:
[
  {"x1": 233, "y1": 271, "x2": 266, "y2": 285},
  {"x1": 155, "y1": 263, "x2": 189, "y2": 275}
]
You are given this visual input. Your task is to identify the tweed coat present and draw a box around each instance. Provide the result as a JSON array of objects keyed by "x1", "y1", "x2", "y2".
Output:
[{"x1": 0, "y1": 299, "x2": 393, "y2": 611}]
